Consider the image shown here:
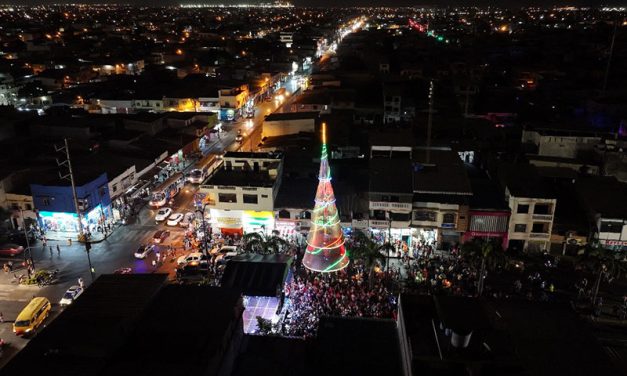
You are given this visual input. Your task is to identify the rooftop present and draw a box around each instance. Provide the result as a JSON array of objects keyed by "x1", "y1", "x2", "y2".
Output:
[
  {"x1": 205, "y1": 168, "x2": 277, "y2": 188},
  {"x1": 498, "y1": 163, "x2": 556, "y2": 199},
  {"x1": 369, "y1": 158, "x2": 413, "y2": 194},
  {"x1": 574, "y1": 176, "x2": 627, "y2": 219},
  {"x1": 264, "y1": 112, "x2": 319, "y2": 122}
]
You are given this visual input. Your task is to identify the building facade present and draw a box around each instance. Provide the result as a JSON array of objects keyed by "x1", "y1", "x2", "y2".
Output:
[
  {"x1": 506, "y1": 192, "x2": 556, "y2": 252},
  {"x1": 30, "y1": 173, "x2": 112, "y2": 234},
  {"x1": 197, "y1": 152, "x2": 283, "y2": 236}
]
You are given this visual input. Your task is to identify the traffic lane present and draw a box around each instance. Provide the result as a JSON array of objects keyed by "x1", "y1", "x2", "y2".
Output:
[{"x1": 0, "y1": 283, "x2": 68, "y2": 368}]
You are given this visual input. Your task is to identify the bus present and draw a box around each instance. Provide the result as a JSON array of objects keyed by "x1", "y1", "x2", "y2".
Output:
[
  {"x1": 149, "y1": 172, "x2": 184, "y2": 207},
  {"x1": 187, "y1": 154, "x2": 223, "y2": 184}
]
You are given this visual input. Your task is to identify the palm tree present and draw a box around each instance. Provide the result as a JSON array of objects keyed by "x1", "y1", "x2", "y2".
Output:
[
  {"x1": 461, "y1": 238, "x2": 506, "y2": 296},
  {"x1": 579, "y1": 246, "x2": 627, "y2": 306},
  {"x1": 351, "y1": 231, "x2": 394, "y2": 288},
  {"x1": 242, "y1": 231, "x2": 289, "y2": 255}
]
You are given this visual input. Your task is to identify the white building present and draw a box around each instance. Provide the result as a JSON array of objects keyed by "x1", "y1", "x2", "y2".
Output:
[
  {"x1": 502, "y1": 165, "x2": 557, "y2": 252},
  {"x1": 198, "y1": 152, "x2": 283, "y2": 236},
  {"x1": 262, "y1": 112, "x2": 318, "y2": 138},
  {"x1": 575, "y1": 176, "x2": 627, "y2": 251}
]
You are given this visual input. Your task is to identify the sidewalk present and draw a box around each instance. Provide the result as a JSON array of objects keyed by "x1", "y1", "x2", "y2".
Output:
[{"x1": 42, "y1": 222, "x2": 122, "y2": 243}]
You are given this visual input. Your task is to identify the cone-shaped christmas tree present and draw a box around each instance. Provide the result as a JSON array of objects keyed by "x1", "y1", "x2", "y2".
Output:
[{"x1": 303, "y1": 123, "x2": 349, "y2": 273}]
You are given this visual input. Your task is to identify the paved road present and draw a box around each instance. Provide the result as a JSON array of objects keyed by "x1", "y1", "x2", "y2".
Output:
[{"x1": 0, "y1": 74, "x2": 304, "y2": 369}]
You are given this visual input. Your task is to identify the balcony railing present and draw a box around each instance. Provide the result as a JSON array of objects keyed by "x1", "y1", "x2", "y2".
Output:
[
  {"x1": 352, "y1": 219, "x2": 369, "y2": 229},
  {"x1": 369, "y1": 220, "x2": 390, "y2": 228},
  {"x1": 369, "y1": 201, "x2": 412, "y2": 212},
  {"x1": 532, "y1": 214, "x2": 553, "y2": 221},
  {"x1": 391, "y1": 220, "x2": 411, "y2": 228},
  {"x1": 529, "y1": 232, "x2": 550, "y2": 239}
]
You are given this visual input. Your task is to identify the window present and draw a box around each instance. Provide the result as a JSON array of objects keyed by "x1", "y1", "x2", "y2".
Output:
[
  {"x1": 413, "y1": 210, "x2": 437, "y2": 222},
  {"x1": 514, "y1": 224, "x2": 527, "y2": 233},
  {"x1": 218, "y1": 193, "x2": 237, "y2": 203},
  {"x1": 243, "y1": 194, "x2": 258, "y2": 204},
  {"x1": 517, "y1": 204, "x2": 529, "y2": 214},
  {"x1": 42, "y1": 198, "x2": 51, "y2": 206},
  {"x1": 278, "y1": 210, "x2": 290, "y2": 219},
  {"x1": 112, "y1": 184, "x2": 118, "y2": 193},
  {"x1": 442, "y1": 213, "x2": 456, "y2": 224},
  {"x1": 533, "y1": 204, "x2": 551, "y2": 215},
  {"x1": 261, "y1": 194, "x2": 268, "y2": 198},
  {"x1": 600, "y1": 221, "x2": 622, "y2": 233},
  {"x1": 25, "y1": 204, "x2": 32, "y2": 210},
  {"x1": 11, "y1": 203, "x2": 19, "y2": 210},
  {"x1": 531, "y1": 223, "x2": 547, "y2": 233},
  {"x1": 98, "y1": 186, "x2": 107, "y2": 199},
  {"x1": 300, "y1": 211, "x2": 311, "y2": 219}
]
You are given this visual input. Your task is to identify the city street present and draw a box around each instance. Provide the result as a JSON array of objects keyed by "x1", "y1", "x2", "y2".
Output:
[{"x1": 0, "y1": 72, "x2": 305, "y2": 368}]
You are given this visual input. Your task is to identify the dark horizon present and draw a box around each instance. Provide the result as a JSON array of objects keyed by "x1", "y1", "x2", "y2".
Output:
[{"x1": 5, "y1": 1, "x2": 627, "y2": 8}]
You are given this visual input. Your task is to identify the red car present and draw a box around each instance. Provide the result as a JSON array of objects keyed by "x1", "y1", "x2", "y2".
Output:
[
  {"x1": 0, "y1": 244, "x2": 24, "y2": 257},
  {"x1": 153, "y1": 230, "x2": 170, "y2": 244}
]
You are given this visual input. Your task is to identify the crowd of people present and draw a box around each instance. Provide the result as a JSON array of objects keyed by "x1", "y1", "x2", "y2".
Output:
[{"x1": 282, "y1": 262, "x2": 397, "y2": 337}]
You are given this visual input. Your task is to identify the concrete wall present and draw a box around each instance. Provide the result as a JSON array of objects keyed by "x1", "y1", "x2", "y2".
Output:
[{"x1": 262, "y1": 118, "x2": 315, "y2": 138}]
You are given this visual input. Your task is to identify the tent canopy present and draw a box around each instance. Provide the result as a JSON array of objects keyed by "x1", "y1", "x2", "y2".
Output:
[{"x1": 221, "y1": 253, "x2": 292, "y2": 297}]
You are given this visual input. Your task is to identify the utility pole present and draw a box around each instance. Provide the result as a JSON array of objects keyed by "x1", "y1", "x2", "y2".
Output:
[
  {"x1": 602, "y1": 18, "x2": 618, "y2": 96},
  {"x1": 19, "y1": 208, "x2": 35, "y2": 269},
  {"x1": 55, "y1": 138, "x2": 83, "y2": 236},
  {"x1": 56, "y1": 138, "x2": 94, "y2": 282},
  {"x1": 426, "y1": 80, "x2": 434, "y2": 164}
]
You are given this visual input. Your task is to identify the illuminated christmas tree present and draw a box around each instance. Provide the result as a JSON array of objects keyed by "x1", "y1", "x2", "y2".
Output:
[{"x1": 303, "y1": 123, "x2": 349, "y2": 273}]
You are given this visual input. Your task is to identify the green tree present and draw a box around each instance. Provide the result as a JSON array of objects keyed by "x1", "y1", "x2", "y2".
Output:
[
  {"x1": 242, "y1": 231, "x2": 289, "y2": 254},
  {"x1": 256, "y1": 316, "x2": 274, "y2": 335},
  {"x1": 351, "y1": 231, "x2": 394, "y2": 288},
  {"x1": 462, "y1": 239, "x2": 506, "y2": 296},
  {"x1": 580, "y1": 246, "x2": 627, "y2": 306}
]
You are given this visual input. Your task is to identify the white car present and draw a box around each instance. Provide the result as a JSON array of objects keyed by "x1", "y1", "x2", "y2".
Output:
[
  {"x1": 179, "y1": 212, "x2": 196, "y2": 227},
  {"x1": 215, "y1": 246, "x2": 239, "y2": 264},
  {"x1": 177, "y1": 252, "x2": 207, "y2": 265},
  {"x1": 166, "y1": 212, "x2": 184, "y2": 226},
  {"x1": 60, "y1": 285, "x2": 84, "y2": 306},
  {"x1": 134, "y1": 244, "x2": 154, "y2": 259},
  {"x1": 155, "y1": 207, "x2": 172, "y2": 222}
]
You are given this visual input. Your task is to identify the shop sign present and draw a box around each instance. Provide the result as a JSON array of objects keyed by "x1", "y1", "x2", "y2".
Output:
[
  {"x1": 601, "y1": 239, "x2": 627, "y2": 246},
  {"x1": 216, "y1": 217, "x2": 242, "y2": 228}
]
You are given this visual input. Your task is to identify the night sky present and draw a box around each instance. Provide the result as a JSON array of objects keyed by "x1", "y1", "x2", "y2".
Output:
[{"x1": 12, "y1": 0, "x2": 623, "y2": 7}]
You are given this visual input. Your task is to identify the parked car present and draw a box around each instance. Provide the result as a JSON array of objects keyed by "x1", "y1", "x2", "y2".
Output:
[
  {"x1": 177, "y1": 252, "x2": 207, "y2": 265},
  {"x1": 179, "y1": 212, "x2": 196, "y2": 227},
  {"x1": 113, "y1": 267, "x2": 132, "y2": 274},
  {"x1": 166, "y1": 212, "x2": 184, "y2": 226},
  {"x1": 153, "y1": 230, "x2": 170, "y2": 244},
  {"x1": 59, "y1": 285, "x2": 84, "y2": 306},
  {"x1": 134, "y1": 244, "x2": 154, "y2": 259},
  {"x1": 176, "y1": 262, "x2": 209, "y2": 282},
  {"x1": 215, "y1": 246, "x2": 238, "y2": 264},
  {"x1": 155, "y1": 207, "x2": 172, "y2": 223},
  {"x1": 0, "y1": 244, "x2": 24, "y2": 257}
]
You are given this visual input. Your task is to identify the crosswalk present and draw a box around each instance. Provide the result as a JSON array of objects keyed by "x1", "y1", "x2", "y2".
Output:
[
  {"x1": 107, "y1": 226, "x2": 187, "y2": 246},
  {"x1": 0, "y1": 283, "x2": 38, "y2": 302}
]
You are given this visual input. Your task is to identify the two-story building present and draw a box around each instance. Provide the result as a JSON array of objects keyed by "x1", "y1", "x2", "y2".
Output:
[
  {"x1": 575, "y1": 176, "x2": 627, "y2": 251},
  {"x1": 197, "y1": 152, "x2": 283, "y2": 236},
  {"x1": 368, "y1": 157, "x2": 414, "y2": 246},
  {"x1": 463, "y1": 177, "x2": 511, "y2": 249},
  {"x1": 412, "y1": 149, "x2": 472, "y2": 250},
  {"x1": 30, "y1": 173, "x2": 112, "y2": 234},
  {"x1": 500, "y1": 164, "x2": 557, "y2": 252}
]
